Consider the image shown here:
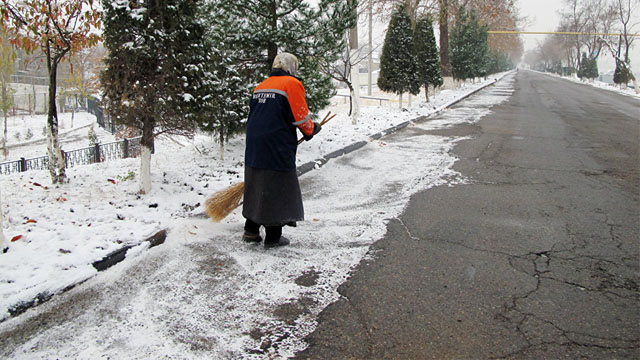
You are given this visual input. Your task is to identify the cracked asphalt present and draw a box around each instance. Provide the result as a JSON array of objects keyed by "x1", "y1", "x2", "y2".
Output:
[{"x1": 296, "y1": 71, "x2": 639, "y2": 359}]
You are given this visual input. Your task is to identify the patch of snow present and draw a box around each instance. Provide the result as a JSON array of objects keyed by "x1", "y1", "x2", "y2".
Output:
[{"x1": 0, "y1": 72, "x2": 514, "y2": 358}]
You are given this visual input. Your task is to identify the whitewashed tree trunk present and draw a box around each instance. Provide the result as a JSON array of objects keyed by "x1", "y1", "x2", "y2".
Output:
[
  {"x1": 350, "y1": 62, "x2": 361, "y2": 124},
  {"x1": 408, "y1": 94, "x2": 412, "y2": 107},
  {"x1": 3, "y1": 111, "x2": 7, "y2": 158},
  {"x1": 46, "y1": 124, "x2": 66, "y2": 184},
  {"x1": 349, "y1": 27, "x2": 360, "y2": 124},
  {"x1": 399, "y1": 93, "x2": 403, "y2": 109},
  {"x1": 0, "y1": 185, "x2": 5, "y2": 250},
  {"x1": 367, "y1": 0, "x2": 373, "y2": 96},
  {"x1": 140, "y1": 145, "x2": 152, "y2": 194}
]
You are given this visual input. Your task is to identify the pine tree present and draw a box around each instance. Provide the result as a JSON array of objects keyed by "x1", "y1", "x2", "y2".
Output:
[
  {"x1": 450, "y1": 7, "x2": 473, "y2": 82},
  {"x1": 378, "y1": 4, "x2": 420, "y2": 104},
  {"x1": 102, "y1": 0, "x2": 215, "y2": 194},
  {"x1": 214, "y1": 0, "x2": 354, "y2": 113},
  {"x1": 450, "y1": 7, "x2": 488, "y2": 82},
  {"x1": 613, "y1": 61, "x2": 635, "y2": 87},
  {"x1": 199, "y1": 1, "x2": 250, "y2": 159},
  {"x1": 578, "y1": 52, "x2": 589, "y2": 79},
  {"x1": 587, "y1": 57, "x2": 599, "y2": 80},
  {"x1": 413, "y1": 16, "x2": 442, "y2": 102},
  {"x1": 472, "y1": 19, "x2": 489, "y2": 79}
]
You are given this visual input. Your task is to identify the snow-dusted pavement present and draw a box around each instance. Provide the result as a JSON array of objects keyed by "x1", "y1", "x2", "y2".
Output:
[{"x1": 0, "y1": 74, "x2": 515, "y2": 358}]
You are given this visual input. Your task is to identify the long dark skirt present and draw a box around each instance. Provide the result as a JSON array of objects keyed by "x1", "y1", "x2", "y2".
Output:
[{"x1": 242, "y1": 166, "x2": 304, "y2": 227}]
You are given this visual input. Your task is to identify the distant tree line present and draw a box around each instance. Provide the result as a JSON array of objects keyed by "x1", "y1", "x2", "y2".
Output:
[{"x1": 522, "y1": 0, "x2": 638, "y2": 90}]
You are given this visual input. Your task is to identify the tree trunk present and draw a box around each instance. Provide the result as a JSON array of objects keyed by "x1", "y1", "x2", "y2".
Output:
[
  {"x1": 47, "y1": 59, "x2": 66, "y2": 184},
  {"x1": 2, "y1": 84, "x2": 7, "y2": 158},
  {"x1": 424, "y1": 84, "x2": 429, "y2": 102},
  {"x1": 367, "y1": 0, "x2": 373, "y2": 96},
  {"x1": 267, "y1": 2, "x2": 278, "y2": 68},
  {"x1": 349, "y1": 9, "x2": 360, "y2": 125},
  {"x1": 140, "y1": 117, "x2": 154, "y2": 194},
  {"x1": 347, "y1": 82, "x2": 354, "y2": 116},
  {"x1": 0, "y1": 185, "x2": 4, "y2": 251},
  {"x1": 399, "y1": 92, "x2": 403, "y2": 109},
  {"x1": 31, "y1": 80, "x2": 35, "y2": 114},
  {"x1": 219, "y1": 124, "x2": 225, "y2": 161}
]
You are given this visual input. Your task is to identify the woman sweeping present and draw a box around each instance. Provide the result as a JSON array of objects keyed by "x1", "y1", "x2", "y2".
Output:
[{"x1": 242, "y1": 52, "x2": 321, "y2": 248}]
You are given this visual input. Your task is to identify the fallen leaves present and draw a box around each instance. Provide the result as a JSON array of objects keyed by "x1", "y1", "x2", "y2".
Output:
[{"x1": 11, "y1": 235, "x2": 23, "y2": 242}]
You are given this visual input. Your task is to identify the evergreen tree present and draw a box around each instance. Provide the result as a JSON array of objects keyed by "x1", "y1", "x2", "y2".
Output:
[
  {"x1": 450, "y1": 7, "x2": 488, "y2": 82},
  {"x1": 578, "y1": 52, "x2": 588, "y2": 79},
  {"x1": 200, "y1": 2, "x2": 250, "y2": 159},
  {"x1": 473, "y1": 19, "x2": 489, "y2": 79},
  {"x1": 214, "y1": 0, "x2": 355, "y2": 113},
  {"x1": 102, "y1": 0, "x2": 215, "y2": 193},
  {"x1": 487, "y1": 50, "x2": 514, "y2": 74},
  {"x1": 378, "y1": 4, "x2": 420, "y2": 102},
  {"x1": 450, "y1": 7, "x2": 472, "y2": 81},
  {"x1": 413, "y1": 16, "x2": 442, "y2": 102},
  {"x1": 613, "y1": 61, "x2": 635, "y2": 86},
  {"x1": 586, "y1": 57, "x2": 599, "y2": 80}
]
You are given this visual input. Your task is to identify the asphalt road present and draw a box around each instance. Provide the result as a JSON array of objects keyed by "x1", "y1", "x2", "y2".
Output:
[{"x1": 297, "y1": 71, "x2": 640, "y2": 359}]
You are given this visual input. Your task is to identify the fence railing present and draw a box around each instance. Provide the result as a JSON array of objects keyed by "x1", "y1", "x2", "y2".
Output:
[
  {"x1": 333, "y1": 93, "x2": 390, "y2": 106},
  {"x1": 87, "y1": 97, "x2": 117, "y2": 135},
  {"x1": 0, "y1": 137, "x2": 142, "y2": 176}
]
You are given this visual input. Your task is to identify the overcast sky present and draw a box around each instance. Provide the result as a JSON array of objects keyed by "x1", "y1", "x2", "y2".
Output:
[{"x1": 519, "y1": 0, "x2": 563, "y2": 50}]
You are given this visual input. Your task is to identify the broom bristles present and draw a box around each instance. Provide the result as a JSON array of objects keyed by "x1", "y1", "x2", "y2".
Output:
[{"x1": 204, "y1": 181, "x2": 245, "y2": 222}]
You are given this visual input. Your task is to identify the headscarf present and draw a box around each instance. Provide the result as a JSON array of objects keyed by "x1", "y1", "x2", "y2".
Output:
[{"x1": 272, "y1": 52, "x2": 299, "y2": 76}]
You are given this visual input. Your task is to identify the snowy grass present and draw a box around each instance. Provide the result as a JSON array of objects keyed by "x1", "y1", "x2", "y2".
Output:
[{"x1": 0, "y1": 71, "x2": 513, "y2": 358}]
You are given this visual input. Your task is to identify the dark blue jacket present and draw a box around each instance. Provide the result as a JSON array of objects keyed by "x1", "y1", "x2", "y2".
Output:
[{"x1": 245, "y1": 70, "x2": 314, "y2": 172}]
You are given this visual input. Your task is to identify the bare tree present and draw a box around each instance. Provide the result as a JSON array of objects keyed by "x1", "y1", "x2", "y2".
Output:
[{"x1": 602, "y1": 0, "x2": 640, "y2": 92}]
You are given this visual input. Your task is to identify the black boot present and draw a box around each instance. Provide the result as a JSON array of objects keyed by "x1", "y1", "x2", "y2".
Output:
[
  {"x1": 264, "y1": 225, "x2": 289, "y2": 248},
  {"x1": 242, "y1": 232, "x2": 262, "y2": 243},
  {"x1": 243, "y1": 219, "x2": 262, "y2": 243},
  {"x1": 264, "y1": 237, "x2": 290, "y2": 249}
]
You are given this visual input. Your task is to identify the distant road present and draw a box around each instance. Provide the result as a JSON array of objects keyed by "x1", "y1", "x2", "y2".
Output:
[{"x1": 298, "y1": 70, "x2": 640, "y2": 359}]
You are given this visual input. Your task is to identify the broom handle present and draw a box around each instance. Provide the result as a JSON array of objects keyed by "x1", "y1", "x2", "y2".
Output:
[{"x1": 297, "y1": 111, "x2": 336, "y2": 145}]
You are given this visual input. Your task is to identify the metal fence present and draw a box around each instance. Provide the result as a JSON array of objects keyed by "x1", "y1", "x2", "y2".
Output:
[
  {"x1": 0, "y1": 137, "x2": 142, "y2": 175},
  {"x1": 333, "y1": 93, "x2": 390, "y2": 106},
  {"x1": 87, "y1": 97, "x2": 117, "y2": 135}
]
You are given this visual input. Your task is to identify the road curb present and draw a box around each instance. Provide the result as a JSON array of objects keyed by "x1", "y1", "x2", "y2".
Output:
[
  {"x1": 3, "y1": 229, "x2": 167, "y2": 322},
  {"x1": 297, "y1": 71, "x2": 512, "y2": 176}
]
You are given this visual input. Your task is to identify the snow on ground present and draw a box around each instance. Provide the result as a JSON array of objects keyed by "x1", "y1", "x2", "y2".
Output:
[
  {"x1": 532, "y1": 69, "x2": 640, "y2": 99},
  {"x1": 0, "y1": 72, "x2": 513, "y2": 358}
]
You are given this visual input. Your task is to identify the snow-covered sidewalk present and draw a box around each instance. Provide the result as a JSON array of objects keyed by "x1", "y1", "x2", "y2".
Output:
[
  {"x1": 531, "y1": 69, "x2": 640, "y2": 99},
  {"x1": 1, "y1": 72, "x2": 513, "y2": 358}
]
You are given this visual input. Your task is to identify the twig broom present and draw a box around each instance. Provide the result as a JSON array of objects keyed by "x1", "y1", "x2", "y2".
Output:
[{"x1": 204, "y1": 111, "x2": 337, "y2": 222}]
